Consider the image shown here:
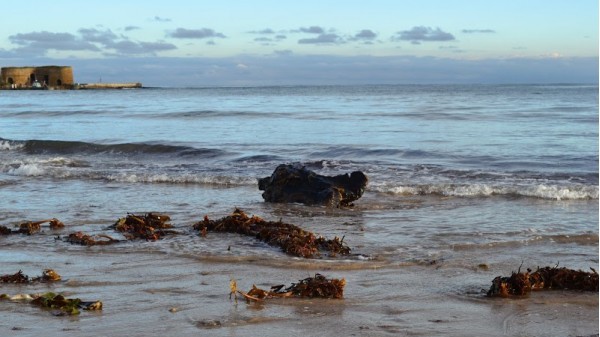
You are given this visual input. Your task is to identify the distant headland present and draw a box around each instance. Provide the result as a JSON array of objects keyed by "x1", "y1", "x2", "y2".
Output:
[{"x1": 0, "y1": 65, "x2": 141, "y2": 90}]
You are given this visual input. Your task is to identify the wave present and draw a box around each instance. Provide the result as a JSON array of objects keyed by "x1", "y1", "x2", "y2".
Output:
[
  {"x1": 372, "y1": 182, "x2": 599, "y2": 200},
  {"x1": 1, "y1": 138, "x2": 226, "y2": 158},
  {"x1": 1, "y1": 158, "x2": 256, "y2": 186},
  {"x1": 104, "y1": 172, "x2": 256, "y2": 185}
]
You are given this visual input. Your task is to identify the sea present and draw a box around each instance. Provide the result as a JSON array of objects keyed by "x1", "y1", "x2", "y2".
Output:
[{"x1": 0, "y1": 84, "x2": 598, "y2": 337}]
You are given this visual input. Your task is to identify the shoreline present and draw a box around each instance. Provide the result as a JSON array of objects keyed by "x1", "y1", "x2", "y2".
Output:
[{"x1": 0, "y1": 82, "x2": 143, "y2": 90}]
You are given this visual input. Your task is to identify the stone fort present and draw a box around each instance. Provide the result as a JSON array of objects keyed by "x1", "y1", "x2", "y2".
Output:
[{"x1": 1, "y1": 66, "x2": 74, "y2": 89}]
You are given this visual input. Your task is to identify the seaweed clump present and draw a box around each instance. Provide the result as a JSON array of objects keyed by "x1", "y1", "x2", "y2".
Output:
[
  {"x1": 487, "y1": 265, "x2": 599, "y2": 297},
  {"x1": 0, "y1": 269, "x2": 61, "y2": 284},
  {"x1": 193, "y1": 208, "x2": 350, "y2": 258},
  {"x1": 231, "y1": 273, "x2": 346, "y2": 302},
  {"x1": 0, "y1": 218, "x2": 64, "y2": 235},
  {"x1": 109, "y1": 213, "x2": 176, "y2": 241},
  {"x1": 64, "y1": 212, "x2": 177, "y2": 246},
  {"x1": 0, "y1": 292, "x2": 102, "y2": 316},
  {"x1": 30, "y1": 292, "x2": 102, "y2": 316},
  {"x1": 66, "y1": 231, "x2": 119, "y2": 246}
]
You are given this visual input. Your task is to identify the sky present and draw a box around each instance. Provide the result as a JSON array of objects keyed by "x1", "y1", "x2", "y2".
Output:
[{"x1": 0, "y1": 0, "x2": 597, "y2": 86}]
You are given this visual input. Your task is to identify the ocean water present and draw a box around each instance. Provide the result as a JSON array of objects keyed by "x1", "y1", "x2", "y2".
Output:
[{"x1": 0, "y1": 85, "x2": 598, "y2": 336}]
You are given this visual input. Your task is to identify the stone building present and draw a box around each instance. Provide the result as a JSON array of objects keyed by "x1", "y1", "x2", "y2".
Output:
[{"x1": 1, "y1": 66, "x2": 74, "y2": 88}]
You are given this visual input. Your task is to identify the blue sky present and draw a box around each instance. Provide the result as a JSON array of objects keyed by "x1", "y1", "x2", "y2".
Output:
[{"x1": 1, "y1": 0, "x2": 597, "y2": 86}]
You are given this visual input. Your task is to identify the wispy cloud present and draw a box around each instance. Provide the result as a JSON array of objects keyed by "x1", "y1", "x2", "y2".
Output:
[
  {"x1": 9, "y1": 31, "x2": 100, "y2": 53},
  {"x1": 294, "y1": 26, "x2": 326, "y2": 34},
  {"x1": 248, "y1": 28, "x2": 276, "y2": 35},
  {"x1": 462, "y1": 29, "x2": 496, "y2": 34},
  {"x1": 7, "y1": 28, "x2": 176, "y2": 56},
  {"x1": 393, "y1": 26, "x2": 455, "y2": 44},
  {"x1": 298, "y1": 33, "x2": 344, "y2": 45},
  {"x1": 152, "y1": 16, "x2": 172, "y2": 23},
  {"x1": 168, "y1": 28, "x2": 226, "y2": 39}
]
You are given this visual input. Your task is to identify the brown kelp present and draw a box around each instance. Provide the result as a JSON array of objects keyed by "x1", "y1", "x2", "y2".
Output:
[
  {"x1": 193, "y1": 208, "x2": 350, "y2": 258},
  {"x1": 487, "y1": 265, "x2": 599, "y2": 297},
  {"x1": 66, "y1": 231, "x2": 120, "y2": 246},
  {"x1": 231, "y1": 274, "x2": 346, "y2": 302},
  {"x1": 63, "y1": 213, "x2": 178, "y2": 246},
  {"x1": 109, "y1": 212, "x2": 176, "y2": 241},
  {"x1": 0, "y1": 218, "x2": 64, "y2": 235},
  {"x1": 0, "y1": 269, "x2": 61, "y2": 284}
]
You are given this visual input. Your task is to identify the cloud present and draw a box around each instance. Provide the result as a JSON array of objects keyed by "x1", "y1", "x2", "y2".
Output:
[
  {"x1": 153, "y1": 16, "x2": 172, "y2": 23},
  {"x1": 393, "y1": 26, "x2": 455, "y2": 44},
  {"x1": 7, "y1": 28, "x2": 176, "y2": 57},
  {"x1": 168, "y1": 28, "x2": 226, "y2": 39},
  {"x1": 294, "y1": 26, "x2": 325, "y2": 34},
  {"x1": 78, "y1": 28, "x2": 118, "y2": 45},
  {"x1": 351, "y1": 29, "x2": 377, "y2": 41},
  {"x1": 298, "y1": 33, "x2": 344, "y2": 44},
  {"x1": 462, "y1": 29, "x2": 496, "y2": 34},
  {"x1": 124, "y1": 26, "x2": 141, "y2": 32},
  {"x1": 9, "y1": 31, "x2": 100, "y2": 54},
  {"x1": 248, "y1": 28, "x2": 276, "y2": 34},
  {"x1": 77, "y1": 27, "x2": 176, "y2": 55}
]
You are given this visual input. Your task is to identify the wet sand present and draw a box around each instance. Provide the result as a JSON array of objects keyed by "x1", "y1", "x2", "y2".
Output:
[{"x1": 1, "y1": 207, "x2": 597, "y2": 337}]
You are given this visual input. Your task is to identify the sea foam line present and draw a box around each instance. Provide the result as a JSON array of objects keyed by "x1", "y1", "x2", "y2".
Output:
[{"x1": 374, "y1": 183, "x2": 599, "y2": 200}]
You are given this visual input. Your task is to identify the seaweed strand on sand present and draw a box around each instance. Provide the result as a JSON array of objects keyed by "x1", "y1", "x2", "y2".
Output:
[
  {"x1": 231, "y1": 273, "x2": 346, "y2": 302},
  {"x1": 487, "y1": 265, "x2": 599, "y2": 297},
  {"x1": 109, "y1": 212, "x2": 176, "y2": 241},
  {"x1": 0, "y1": 218, "x2": 64, "y2": 235},
  {"x1": 0, "y1": 292, "x2": 102, "y2": 316},
  {"x1": 66, "y1": 231, "x2": 120, "y2": 246},
  {"x1": 0, "y1": 269, "x2": 61, "y2": 284},
  {"x1": 193, "y1": 208, "x2": 350, "y2": 258}
]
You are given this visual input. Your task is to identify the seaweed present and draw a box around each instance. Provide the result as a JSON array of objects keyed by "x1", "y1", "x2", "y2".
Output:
[
  {"x1": 109, "y1": 213, "x2": 176, "y2": 241},
  {"x1": 230, "y1": 273, "x2": 346, "y2": 302},
  {"x1": 31, "y1": 292, "x2": 101, "y2": 316},
  {"x1": 0, "y1": 270, "x2": 30, "y2": 284},
  {"x1": 0, "y1": 218, "x2": 64, "y2": 235},
  {"x1": 0, "y1": 292, "x2": 102, "y2": 316},
  {"x1": 0, "y1": 269, "x2": 61, "y2": 284},
  {"x1": 66, "y1": 231, "x2": 119, "y2": 246},
  {"x1": 63, "y1": 213, "x2": 177, "y2": 246},
  {"x1": 193, "y1": 208, "x2": 350, "y2": 258},
  {"x1": 0, "y1": 225, "x2": 12, "y2": 235},
  {"x1": 487, "y1": 265, "x2": 599, "y2": 297}
]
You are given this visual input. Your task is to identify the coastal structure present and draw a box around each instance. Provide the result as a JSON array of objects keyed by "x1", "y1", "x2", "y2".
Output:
[
  {"x1": 0, "y1": 65, "x2": 141, "y2": 90},
  {"x1": 1, "y1": 66, "x2": 74, "y2": 89}
]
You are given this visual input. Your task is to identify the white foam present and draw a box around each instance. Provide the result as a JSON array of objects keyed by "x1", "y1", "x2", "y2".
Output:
[
  {"x1": 7, "y1": 163, "x2": 46, "y2": 176},
  {"x1": 0, "y1": 140, "x2": 24, "y2": 151},
  {"x1": 105, "y1": 173, "x2": 256, "y2": 186},
  {"x1": 375, "y1": 183, "x2": 598, "y2": 200}
]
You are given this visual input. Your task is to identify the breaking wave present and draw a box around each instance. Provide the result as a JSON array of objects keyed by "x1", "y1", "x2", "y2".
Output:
[
  {"x1": 0, "y1": 158, "x2": 256, "y2": 186},
  {"x1": 373, "y1": 182, "x2": 599, "y2": 200}
]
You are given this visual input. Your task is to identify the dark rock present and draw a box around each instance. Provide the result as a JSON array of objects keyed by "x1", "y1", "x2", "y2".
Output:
[{"x1": 258, "y1": 164, "x2": 368, "y2": 207}]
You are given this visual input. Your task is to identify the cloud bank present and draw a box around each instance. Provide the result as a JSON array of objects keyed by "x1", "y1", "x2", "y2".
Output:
[
  {"x1": 28, "y1": 54, "x2": 595, "y2": 86},
  {"x1": 6, "y1": 28, "x2": 177, "y2": 56}
]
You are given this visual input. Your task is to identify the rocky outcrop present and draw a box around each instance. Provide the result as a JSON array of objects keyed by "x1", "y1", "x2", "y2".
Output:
[{"x1": 258, "y1": 164, "x2": 368, "y2": 207}]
